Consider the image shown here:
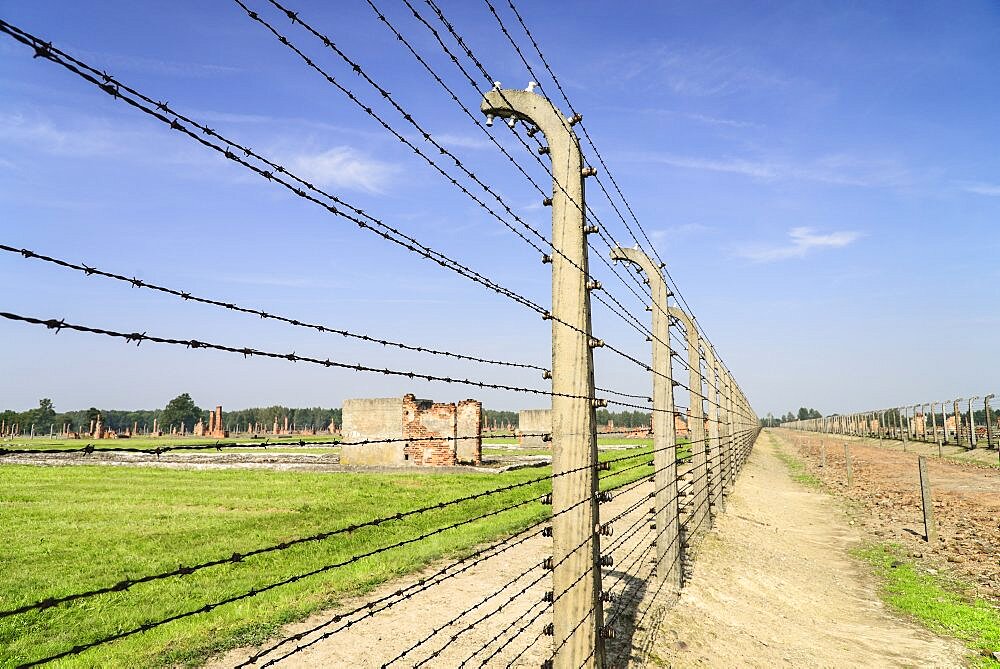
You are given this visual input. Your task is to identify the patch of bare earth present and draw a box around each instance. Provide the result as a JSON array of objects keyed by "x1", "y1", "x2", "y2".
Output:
[
  {"x1": 784, "y1": 430, "x2": 1000, "y2": 605},
  {"x1": 649, "y1": 430, "x2": 965, "y2": 668}
]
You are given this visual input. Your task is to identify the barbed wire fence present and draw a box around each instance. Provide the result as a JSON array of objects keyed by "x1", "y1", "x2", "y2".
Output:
[
  {"x1": 0, "y1": 2, "x2": 760, "y2": 666},
  {"x1": 781, "y1": 395, "x2": 998, "y2": 461}
]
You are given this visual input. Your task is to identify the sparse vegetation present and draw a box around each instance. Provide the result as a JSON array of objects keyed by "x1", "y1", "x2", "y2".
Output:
[{"x1": 854, "y1": 543, "x2": 1000, "y2": 668}]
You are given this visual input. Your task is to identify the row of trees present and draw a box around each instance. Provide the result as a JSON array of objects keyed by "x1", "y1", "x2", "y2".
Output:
[
  {"x1": 3, "y1": 398, "x2": 657, "y2": 435},
  {"x1": 0, "y1": 396, "x2": 344, "y2": 434},
  {"x1": 760, "y1": 407, "x2": 823, "y2": 427}
]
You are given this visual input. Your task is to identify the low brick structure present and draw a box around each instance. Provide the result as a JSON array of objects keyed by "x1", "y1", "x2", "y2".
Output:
[{"x1": 340, "y1": 394, "x2": 482, "y2": 467}]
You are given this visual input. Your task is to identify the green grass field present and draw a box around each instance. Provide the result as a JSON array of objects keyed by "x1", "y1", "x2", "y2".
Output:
[
  {"x1": 0, "y1": 434, "x2": 341, "y2": 452},
  {"x1": 855, "y1": 544, "x2": 1000, "y2": 668},
  {"x1": 0, "y1": 447, "x2": 652, "y2": 668}
]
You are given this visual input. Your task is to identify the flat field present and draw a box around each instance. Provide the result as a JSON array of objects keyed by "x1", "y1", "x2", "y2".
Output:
[{"x1": 0, "y1": 447, "x2": 652, "y2": 668}]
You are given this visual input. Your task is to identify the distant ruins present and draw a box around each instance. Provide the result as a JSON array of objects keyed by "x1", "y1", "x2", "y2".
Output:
[
  {"x1": 194, "y1": 405, "x2": 229, "y2": 439},
  {"x1": 340, "y1": 394, "x2": 482, "y2": 466}
]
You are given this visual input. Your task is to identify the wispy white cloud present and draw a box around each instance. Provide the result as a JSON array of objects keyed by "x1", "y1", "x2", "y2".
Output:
[
  {"x1": 610, "y1": 45, "x2": 789, "y2": 97},
  {"x1": 0, "y1": 112, "x2": 129, "y2": 157},
  {"x1": 69, "y1": 46, "x2": 240, "y2": 78},
  {"x1": 681, "y1": 111, "x2": 759, "y2": 128},
  {"x1": 287, "y1": 146, "x2": 398, "y2": 193},
  {"x1": 736, "y1": 227, "x2": 862, "y2": 262},
  {"x1": 618, "y1": 106, "x2": 760, "y2": 129},
  {"x1": 649, "y1": 223, "x2": 712, "y2": 244},
  {"x1": 958, "y1": 181, "x2": 1000, "y2": 196},
  {"x1": 628, "y1": 150, "x2": 910, "y2": 188}
]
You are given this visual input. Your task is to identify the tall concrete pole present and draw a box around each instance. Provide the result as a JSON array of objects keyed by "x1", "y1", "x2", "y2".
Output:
[
  {"x1": 930, "y1": 402, "x2": 939, "y2": 447},
  {"x1": 610, "y1": 246, "x2": 680, "y2": 592},
  {"x1": 482, "y1": 87, "x2": 604, "y2": 668},
  {"x1": 702, "y1": 343, "x2": 722, "y2": 520},
  {"x1": 968, "y1": 396, "x2": 979, "y2": 448},
  {"x1": 985, "y1": 394, "x2": 995, "y2": 452},
  {"x1": 953, "y1": 399, "x2": 963, "y2": 449},
  {"x1": 722, "y1": 370, "x2": 735, "y2": 493},
  {"x1": 668, "y1": 305, "x2": 708, "y2": 540}
]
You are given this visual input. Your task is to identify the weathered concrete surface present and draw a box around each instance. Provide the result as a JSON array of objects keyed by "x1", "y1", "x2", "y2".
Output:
[
  {"x1": 341, "y1": 397, "x2": 405, "y2": 466},
  {"x1": 516, "y1": 408, "x2": 551, "y2": 448},
  {"x1": 456, "y1": 399, "x2": 482, "y2": 465}
]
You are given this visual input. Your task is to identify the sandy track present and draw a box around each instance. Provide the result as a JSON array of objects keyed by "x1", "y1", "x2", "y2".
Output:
[{"x1": 650, "y1": 430, "x2": 965, "y2": 668}]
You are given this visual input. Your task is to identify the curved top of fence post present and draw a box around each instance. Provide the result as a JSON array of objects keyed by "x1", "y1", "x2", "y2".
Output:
[{"x1": 481, "y1": 88, "x2": 580, "y2": 161}]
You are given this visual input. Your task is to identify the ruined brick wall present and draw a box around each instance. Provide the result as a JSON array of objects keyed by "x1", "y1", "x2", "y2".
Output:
[
  {"x1": 517, "y1": 409, "x2": 551, "y2": 448},
  {"x1": 403, "y1": 395, "x2": 458, "y2": 467},
  {"x1": 455, "y1": 400, "x2": 482, "y2": 465},
  {"x1": 674, "y1": 414, "x2": 689, "y2": 439}
]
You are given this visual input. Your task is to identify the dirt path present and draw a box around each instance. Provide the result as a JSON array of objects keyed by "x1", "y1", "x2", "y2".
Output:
[
  {"x1": 784, "y1": 430, "x2": 1000, "y2": 602},
  {"x1": 649, "y1": 430, "x2": 966, "y2": 668}
]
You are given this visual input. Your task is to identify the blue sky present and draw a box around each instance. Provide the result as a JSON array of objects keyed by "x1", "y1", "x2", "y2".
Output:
[{"x1": 1, "y1": 1, "x2": 998, "y2": 418}]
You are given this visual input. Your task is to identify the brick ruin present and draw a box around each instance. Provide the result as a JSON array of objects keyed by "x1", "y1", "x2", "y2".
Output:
[
  {"x1": 194, "y1": 405, "x2": 229, "y2": 438},
  {"x1": 340, "y1": 394, "x2": 481, "y2": 467}
]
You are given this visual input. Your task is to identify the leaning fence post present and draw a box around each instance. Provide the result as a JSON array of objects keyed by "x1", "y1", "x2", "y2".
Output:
[
  {"x1": 609, "y1": 245, "x2": 680, "y2": 593},
  {"x1": 844, "y1": 443, "x2": 852, "y2": 487},
  {"x1": 483, "y1": 87, "x2": 604, "y2": 668},
  {"x1": 918, "y1": 456, "x2": 935, "y2": 543}
]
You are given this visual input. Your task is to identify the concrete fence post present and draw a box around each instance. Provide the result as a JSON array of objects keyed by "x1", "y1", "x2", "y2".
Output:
[
  {"x1": 918, "y1": 456, "x2": 936, "y2": 543},
  {"x1": 967, "y1": 397, "x2": 979, "y2": 448},
  {"x1": 609, "y1": 245, "x2": 680, "y2": 593},
  {"x1": 985, "y1": 394, "x2": 995, "y2": 455},
  {"x1": 844, "y1": 443, "x2": 852, "y2": 487},
  {"x1": 668, "y1": 306, "x2": 707, "y2": 541},
  {"x1": 953, "y1": 399, "x2": 963, "y2": 449},
  {"x1": 719, "y1": 369, "x2": 732, "y2": 497},
  {"x1": 703, "y1": 343, "x2": 722, "y2": 521},
  {"x1": 483, "y1": 87, "x2": 604, "y2": 668}
]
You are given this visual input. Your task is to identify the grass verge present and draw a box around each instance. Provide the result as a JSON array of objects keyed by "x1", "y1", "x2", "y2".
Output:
[
  {"x1": 0, "y1": 447, "x2": 652, "y2": 668},
  {"x1": 854, "y1": 543, "x2": 1000, "y2": 667},
  {"x1": 772, "y1": 436, "x2": 822, "y2": 487}
]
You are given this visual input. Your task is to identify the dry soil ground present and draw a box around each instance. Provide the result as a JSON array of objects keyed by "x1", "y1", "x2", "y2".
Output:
[
  {"x1": 650, "y1": 429, "x2": 966, "y2": 668},
  {"x1": 784, "y1": 429, "x2": 1000, "y2": 605}
]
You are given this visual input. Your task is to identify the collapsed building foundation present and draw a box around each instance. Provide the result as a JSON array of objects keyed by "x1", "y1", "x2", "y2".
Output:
[{"x1": 340, "y1": 394, "x2": 481, "y2": 466}]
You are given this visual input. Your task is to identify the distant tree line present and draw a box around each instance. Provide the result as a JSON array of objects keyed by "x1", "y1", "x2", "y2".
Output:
[
  {"x1": 760, "y1": 407, "x2": 823, "y2": 427},
  {"x1": 0, "y1": 395, "x2": 342, "y2": 434},
  {"x1": 3, "y1": 397, "x2": 661, "y2": 435}
]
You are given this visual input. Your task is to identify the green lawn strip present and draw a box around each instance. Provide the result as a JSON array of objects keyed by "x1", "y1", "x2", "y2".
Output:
[
  {"x1": 772, "y1": 437, "x2": 822, "y2": 487},
  {"x1": 0, "y1": 448, "x2": 651, "y2": 667},
  {"x1": 853, "y1": 543, "x2": 1000, "y2": 667},
  {"x1": 0, "y1": 434, "x2": 341, "y2": 452}
]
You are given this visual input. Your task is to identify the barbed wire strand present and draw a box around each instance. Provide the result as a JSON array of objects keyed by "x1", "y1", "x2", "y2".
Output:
[{"x1": 0, "y1": 244, "x2": 548, "y2": 373}]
